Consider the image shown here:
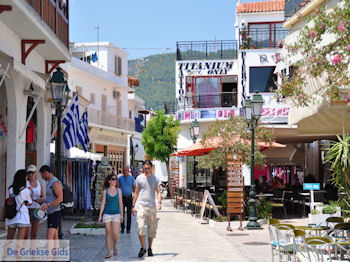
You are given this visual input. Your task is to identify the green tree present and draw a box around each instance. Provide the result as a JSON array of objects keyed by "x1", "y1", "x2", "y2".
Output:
[
  {"x1": 198, "y1": 117, "x2": 274, "y2": 169},
  {"x1": 142, "y1": 111, "x2": 181, "y2": 185}
]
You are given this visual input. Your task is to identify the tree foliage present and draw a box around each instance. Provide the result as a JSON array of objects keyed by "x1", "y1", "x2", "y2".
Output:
[
  {"x1": 198, "y1": 117, "x2": 275, "y2": 169},
  {"x1": 129, "y1": 53, "x2": 175, "y2": 111},
  {"x1": 277, "y1": 1, "x2": 350, "y2": 106},
  {"x1": 141, "y1": 111, "x2": 180, "y2": 162}
]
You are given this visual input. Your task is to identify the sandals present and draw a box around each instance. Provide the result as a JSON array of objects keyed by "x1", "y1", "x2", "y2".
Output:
[
  {"x1": 113, "y1": 248, "x2": 118, "y2": 256},
  {"x1": 104, "y1": 254, "x2": 111, "y2": 259}
]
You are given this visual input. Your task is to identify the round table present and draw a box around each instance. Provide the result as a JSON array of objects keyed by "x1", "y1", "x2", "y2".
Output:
[{"x1": 295, "y1": 226, "x2": 330, "y2": 237}]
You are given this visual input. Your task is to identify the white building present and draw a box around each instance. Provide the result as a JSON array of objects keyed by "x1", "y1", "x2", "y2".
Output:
[
  {"x1": 170, "y1": 0, "x2": 320, "y2": 190},
  {"x1": 64, "y1": 42, "x2": 145, "y2": 172},
  {"x1": 0, "y1": 0, "x2": 70, "y2": 220}
]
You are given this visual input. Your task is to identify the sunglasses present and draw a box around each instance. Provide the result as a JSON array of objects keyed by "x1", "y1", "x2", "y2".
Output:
[
  {"x1": 144, "y1": 168, "x2": 151, "y2": 171},
  {"x1": 110, "y1": 177, "x2": 117, "y2": 181}
]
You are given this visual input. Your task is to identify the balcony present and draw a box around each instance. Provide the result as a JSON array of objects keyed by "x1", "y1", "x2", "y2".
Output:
[
  {"x1": 88, "y1": 108, "x2": 135, "y2": 132},
  {"x1": 25, "y1": 0, "x2": 69, "y2": 47},
  {"x1": 174, "y1": 92, "x2": 238, "y2": 111},
  {"x1": 176, "y1": 40, "x2": 238, "y2": 61},
  {"x1": 285, "y1": 0, "x2": 311, "y2": 18},
  {"x1": 239, "y1": 28, "x2": 288, "y2": 49}
]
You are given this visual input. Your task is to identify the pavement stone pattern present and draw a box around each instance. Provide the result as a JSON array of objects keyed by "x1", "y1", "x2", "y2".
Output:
[{"x1": 0, "y1": 200, "x2": 309, "y2": 261}]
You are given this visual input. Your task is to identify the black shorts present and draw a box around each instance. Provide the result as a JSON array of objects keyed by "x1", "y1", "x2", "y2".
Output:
[{"x1": 47, "y1": 211, "x2": 61, "y2": 229}]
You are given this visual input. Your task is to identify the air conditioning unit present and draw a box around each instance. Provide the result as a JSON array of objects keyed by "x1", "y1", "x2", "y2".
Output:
[{"x1": 113, "y1": 90, "x2": 120, "y2": 99}]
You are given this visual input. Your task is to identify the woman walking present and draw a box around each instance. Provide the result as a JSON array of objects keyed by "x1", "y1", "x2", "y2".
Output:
[
  {"x1": 26, "y1": 165, "x2": 44, "y2": 239},
  {"x1": 98, "y1": 174, "x2": 124, "y2": 259},
  {"x1": 6, "y1": 169, "x2": 33, "y2": 239}
]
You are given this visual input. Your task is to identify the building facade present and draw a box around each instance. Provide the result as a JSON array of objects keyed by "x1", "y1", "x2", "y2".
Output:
[
  {"x1": 0, "y1": 0, "x2": 70, "y2": 221},
  {"x1": 64, "y1": 42, "x2": 145, "y2": 172}
]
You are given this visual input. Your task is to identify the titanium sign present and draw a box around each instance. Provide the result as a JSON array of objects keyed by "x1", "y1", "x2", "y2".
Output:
[{"x1": 178, "y1": 61, "x2": 236, "y2": 76}]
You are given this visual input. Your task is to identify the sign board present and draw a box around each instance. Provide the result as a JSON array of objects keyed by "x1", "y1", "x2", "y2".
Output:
[
  {"x1": 170, "y1": 157, "x2": 180, "y2": 198},
  {"x1": 198, "y1": 190, "x2": 221, "y2": 224},
  {"x1": 226, "y1": 154, "x2": 244, "y2": 231},
  {"x1": 303, "y1": 183, "x2": 320, "y2": 190}
]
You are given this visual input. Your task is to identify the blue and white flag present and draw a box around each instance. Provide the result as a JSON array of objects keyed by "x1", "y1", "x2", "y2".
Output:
[
  {"x1": 77, "y1": 110, "x2": 90, "y2": 152},
  {"x1": 62, "y1": 95, "x2": 80, "y2": 150}
]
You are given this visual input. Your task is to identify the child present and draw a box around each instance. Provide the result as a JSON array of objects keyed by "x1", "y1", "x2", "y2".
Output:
[{"x1": 98, "y1": 174, "x2": 124, "y2": 258}]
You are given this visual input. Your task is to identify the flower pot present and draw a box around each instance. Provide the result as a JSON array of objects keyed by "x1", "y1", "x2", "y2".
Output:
[{"x1": 70, "y1": 224, "x2": 105, "y2": 236}]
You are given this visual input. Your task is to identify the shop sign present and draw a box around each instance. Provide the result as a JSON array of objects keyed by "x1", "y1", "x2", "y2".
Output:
[
  {"x1": 261, "y1": 107, "x2": 289, "y2": 117},
  {"x1": 178, "y1": 61, "x2": 236, "y2": 76},
  {"x1": 176, "y1": 108, "x2": 240, "y2": 121},
  {"x1": 303, "y1": 183, "x2": 320, "y2": 190},
  {"x1": 226, "y1": 154, "x2": 244, "y2": 231}
]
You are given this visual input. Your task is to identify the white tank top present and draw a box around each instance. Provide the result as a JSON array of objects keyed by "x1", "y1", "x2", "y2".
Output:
[{"x1": 26, "y1": 180, "x2": 41, "y2": 209}]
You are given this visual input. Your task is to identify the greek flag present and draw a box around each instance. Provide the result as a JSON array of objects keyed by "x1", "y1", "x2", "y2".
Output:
[
  {"x1": 62, "y1": 95, "x2": 80, "y2": 150},
  {"x1": 77, "y1": 110, "x2": 90, "y2": 152}
]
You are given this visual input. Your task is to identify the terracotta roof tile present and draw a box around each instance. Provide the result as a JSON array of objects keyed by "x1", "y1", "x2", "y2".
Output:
[{"x1": 236, "y1": 0, "x2": 285, "y2": 13}]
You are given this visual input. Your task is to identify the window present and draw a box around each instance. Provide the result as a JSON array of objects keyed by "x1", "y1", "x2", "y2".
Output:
[
  {"x1": 115, "y1": 56, "x2": 122, "y2": 76},
  {"x1": 249, "y1": 67, "x2": 277, "y2": 93},
  {"x1": 75, "y1": 86, "x2": 82, "y2": 95},
  {"x1": 90, "y1": 93, "x2": 95, "y2": 105},
  {"x1": 129, "y1": 110, "x2": 133, "y2": 119},
  {"x1": 248, "y1": 22, "x2": 285, "y2": 48}
]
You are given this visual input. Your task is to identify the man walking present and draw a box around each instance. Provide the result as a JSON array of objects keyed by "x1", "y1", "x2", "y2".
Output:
[
  {"x1": 39, "y1": 165, "x2": 63, "y2": 240},
  {"x1": 132, "y1": 160, "x2": 162, "y2": 257},
  {"x1": 118, "y1": 166, "x2": 135, "y2": 233}
]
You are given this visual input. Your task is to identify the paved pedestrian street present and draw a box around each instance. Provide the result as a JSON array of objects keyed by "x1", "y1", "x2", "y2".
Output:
[{"x1": 65, "y1": 200, "x2": 271, "y2": 262}]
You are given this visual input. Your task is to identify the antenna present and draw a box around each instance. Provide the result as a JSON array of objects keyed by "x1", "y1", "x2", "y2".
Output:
[{"x1": 94, "y1": 26, "x2": 100, "y2": 68}]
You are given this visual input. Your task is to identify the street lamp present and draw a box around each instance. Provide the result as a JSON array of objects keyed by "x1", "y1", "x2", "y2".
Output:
[
  {"x1": 189, "y1": 119, "x2": 200, "y2": 188},
  {"x1": 50, "y1": 68, "x2": 70, "y2": 181},
  {"x1": 190, "y1": 119, "x2": 200, "y2": 144},
  {"x1": 243, "y1": 93, "x2": 264, "y2": 230}
]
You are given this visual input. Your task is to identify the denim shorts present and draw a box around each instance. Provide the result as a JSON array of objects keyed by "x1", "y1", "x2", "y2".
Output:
[
  {"x1": 103, "y1": 214, "x2": 121, "y2": 223},
  {"x1": 7, "y1": 223, "x2": 31, "y2": 228}
]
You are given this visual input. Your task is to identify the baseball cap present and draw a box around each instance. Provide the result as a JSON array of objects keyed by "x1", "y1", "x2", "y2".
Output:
[{"x1": 27, "y1": 165, "x2": 37, "y2": 173}]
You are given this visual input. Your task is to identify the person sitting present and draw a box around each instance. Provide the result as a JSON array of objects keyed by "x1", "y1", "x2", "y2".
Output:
[
  {"x1": 274, "y1": 178, "x2": 286, "y2": 190},
  {"x1": 259, "y1": 176, "x2": 270, "y2": 192},
  {"x1": 292, "y1": 177, "x2": 302, "y2": 189}
]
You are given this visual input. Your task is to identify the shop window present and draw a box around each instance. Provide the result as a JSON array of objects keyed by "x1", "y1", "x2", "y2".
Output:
[{"x1": 249, "y1": 67, "x2": 277, "y2": 93}]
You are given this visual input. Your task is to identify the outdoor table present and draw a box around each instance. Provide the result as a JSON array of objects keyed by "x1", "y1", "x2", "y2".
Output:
[
  {"x1": 295, "y1": 226, "x2": 330, "y2": 237},
  {"x1": 331, "y1": 238, "x2": 350, "y2": 260}
]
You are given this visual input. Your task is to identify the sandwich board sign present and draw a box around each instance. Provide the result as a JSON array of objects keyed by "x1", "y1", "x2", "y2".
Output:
[
  {"x1": 303, "y1": 183, "x2": 320, "y2": 210},
  {"x1": 198, "y1": 190, "x2": 221, "y2": 224}
]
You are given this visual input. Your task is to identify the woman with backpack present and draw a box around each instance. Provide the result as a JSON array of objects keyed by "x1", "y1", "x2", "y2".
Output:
[
  {"x1": 98, "y1": 174, "x2": 124, "y2": 259},
  {"x1": 26, "y1": 165, "x2": 44, "y2": 239},
  {"x1": 6, "y1": 169, "x2": 33, "y2": 239}
]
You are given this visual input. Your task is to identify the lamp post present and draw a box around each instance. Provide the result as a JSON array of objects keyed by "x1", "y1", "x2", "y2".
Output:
[
  {"x1": 189, "y1": 119, "x2": 200, "y2": 188},
  {"x1": 243, "y1": 93, "x2": 264, "y2": 230},
  {"x1": 50, "y1": 68, "x2": 70, "y2": 181}
]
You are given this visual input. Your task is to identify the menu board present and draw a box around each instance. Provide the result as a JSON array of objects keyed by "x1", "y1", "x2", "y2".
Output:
[
  {"x1": 170, "y1": 157, "x2": 179, "y2": 198},
  {"x1": 226, "y1": 154, "x2": 244, "y2": 230}
]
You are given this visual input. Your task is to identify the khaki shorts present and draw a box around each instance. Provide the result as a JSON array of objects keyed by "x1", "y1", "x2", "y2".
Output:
[
  {"x1": 136, "y1": 206, "x2": 157, "y2": 238},
  {"x1": 103, "y1": 214, "x2": 121, "y2": 223}
]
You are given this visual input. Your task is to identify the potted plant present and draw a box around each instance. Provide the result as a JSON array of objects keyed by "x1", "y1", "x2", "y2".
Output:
[
  {"x1": 308, "y1": 202, "x2": 341, "y2": 225},
  {"x1": 70, "y1": 217, "x2": 105, "y2": 235}
]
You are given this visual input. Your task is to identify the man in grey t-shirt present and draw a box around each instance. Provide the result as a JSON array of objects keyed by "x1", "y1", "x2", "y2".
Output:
[{"x1": 132, "y1": 160, "x2": 162, "y2": 258}]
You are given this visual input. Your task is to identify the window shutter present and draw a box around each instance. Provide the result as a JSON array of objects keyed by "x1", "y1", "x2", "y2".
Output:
[{"x1": 118, "y1": 56, "x2": 122, "y2": 76}]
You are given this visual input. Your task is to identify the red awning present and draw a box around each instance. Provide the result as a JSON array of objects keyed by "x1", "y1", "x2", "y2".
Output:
[{"x1": 173, "y1": 137, "x2": 285, "y2": 157}]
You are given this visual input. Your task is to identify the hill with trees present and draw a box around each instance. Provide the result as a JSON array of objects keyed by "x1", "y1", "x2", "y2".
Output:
[{"x1": 129, "y1": 53, "x2": 176, "y2": 111}]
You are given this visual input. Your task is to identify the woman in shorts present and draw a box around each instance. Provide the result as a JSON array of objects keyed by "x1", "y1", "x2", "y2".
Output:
[
  {"x1": 6, "y1": 169, "x2": 32, "y2": 239},
  {"x1": 98, "y1": 174, "x2": 123, "y2": 259},
  {"x1": 26, "y1": 165, "x2": 44, "y2": 239}
]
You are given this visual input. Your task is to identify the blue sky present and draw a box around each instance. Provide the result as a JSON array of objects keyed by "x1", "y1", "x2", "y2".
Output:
[{"x1": 69, "y1": 0, "x2": 238, "y2": 59}]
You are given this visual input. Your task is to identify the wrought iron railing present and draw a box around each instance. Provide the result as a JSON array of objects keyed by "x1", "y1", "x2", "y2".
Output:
[
  {"x1": 239, "y1": 28, "x2": 288, "y2": 49},
  {"x1": 174, "y1": 92, "x2": 238, "y2": 111},
  {"x1": 176, "y1": 40, "x2": 238, "y2": 61},
  {"x1": 285, "y1": 0, "x2": 311, "y2": 18},
  {"x1": 25, "y1": 0, "x2": 69, "y2": 47},
  {"x1": 88, "y1": 108, "x2": 135, "y2": 132}
]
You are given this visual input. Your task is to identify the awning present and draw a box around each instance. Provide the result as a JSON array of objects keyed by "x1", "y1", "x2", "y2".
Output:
[
  {"x1": 173, "y1": 137, "x2": 285, "y2": 156},
  {"x1": 0, "y1": 50, "x2": 47, "y2": 90}
]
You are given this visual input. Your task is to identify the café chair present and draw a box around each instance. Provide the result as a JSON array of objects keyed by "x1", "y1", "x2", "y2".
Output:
[
  {"x1": 326, "y1": 217, "x2": 344, "y2": 229},
  {"x1": 272, "y1": 190, "x2": 287, "y2": 219}
]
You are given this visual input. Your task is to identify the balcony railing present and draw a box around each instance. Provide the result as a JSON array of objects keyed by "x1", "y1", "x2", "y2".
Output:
[
  {"x1": 25, "y1": 0, "x2": 69, "y2": 47},
  {"x1": 88, "y1": 108, "x2": 135, "y2": 132},
  {"x1": 176, "y1": 40, "x2": 238, "y2": 61},
  {"x1": 285, "y1": 0, "x2": 311, "y2": 18},
  {"x1": 174, "y1": 92, "x2": 238, "y2": 111},
  {"x1": 239, "y1": 28, "x2": 288, "y2": 49}
]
